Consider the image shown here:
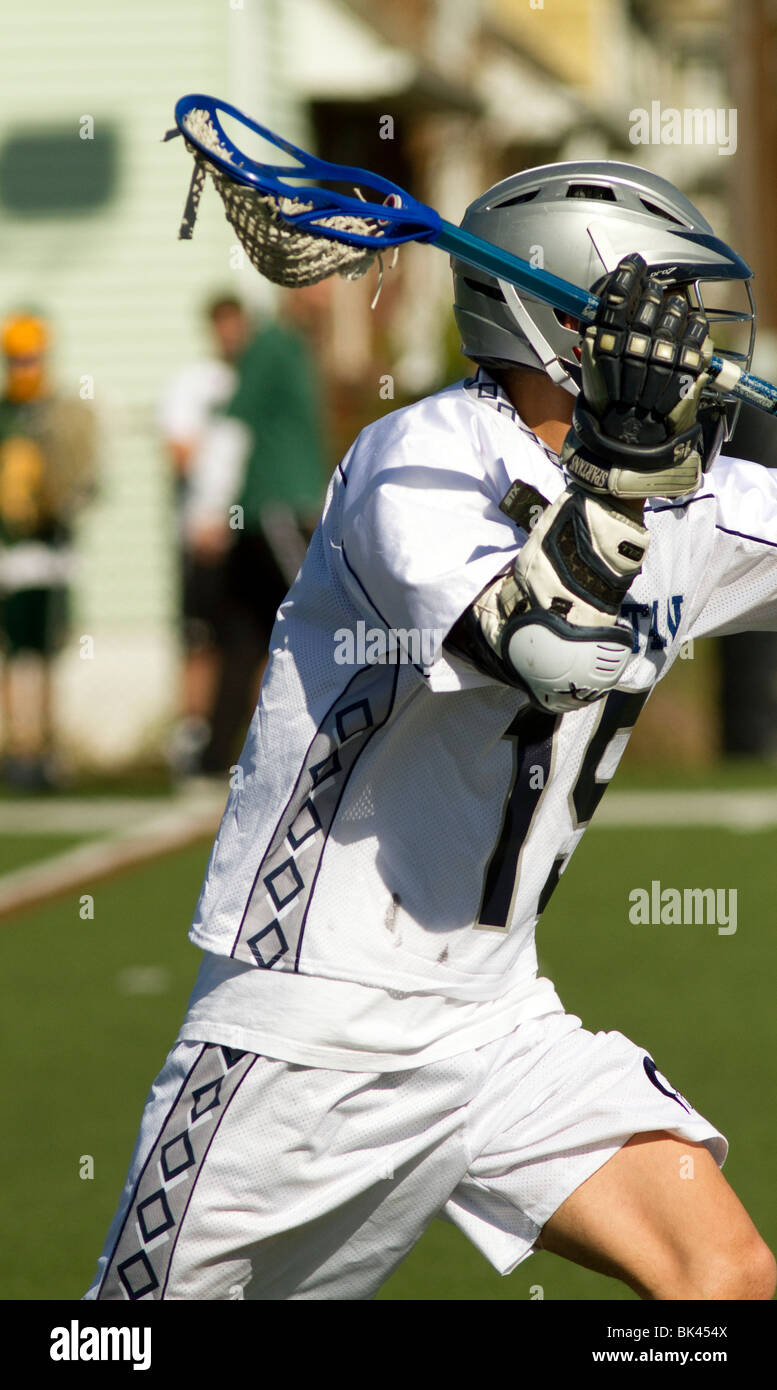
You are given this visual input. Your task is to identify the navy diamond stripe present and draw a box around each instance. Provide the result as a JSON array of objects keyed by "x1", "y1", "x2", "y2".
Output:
[
  {"x1": 335, "y1": 698, "x2": 373, "y2": 742},
  {"x1": 247, "y1": 920, "x2": 289, "y2": 969},
  {"x1": 287, "y1": 798, "x2": 321, "y2": 849},
  {"x1": 117, "y1": 1250, "x2": 159, "y2": 1301},
  {"x1": 160, "y1": 1131, "x2": 195, "y2": 1181},
  {"x1": 190, "y1": 1077, "x2": 223, "y2": 1120},
  {"x1": 137, "y1": 1189, "x2": 175, "y2": 1243},
  {"x1": 263, "y1": 857, "x2": 304, "y2": 911},
  {"x1": 310, "y1": 749, "x2": 341, "y2": 786}
]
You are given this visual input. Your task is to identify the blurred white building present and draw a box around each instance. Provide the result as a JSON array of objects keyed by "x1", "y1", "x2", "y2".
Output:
[{"x1": 0, "y1": 0, "x2": 298, "y2": 767}]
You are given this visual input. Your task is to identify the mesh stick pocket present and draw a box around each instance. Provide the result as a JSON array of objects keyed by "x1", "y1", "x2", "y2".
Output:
[{"x1": 177, "y1": 107, "x2": 383, "y2": 287}]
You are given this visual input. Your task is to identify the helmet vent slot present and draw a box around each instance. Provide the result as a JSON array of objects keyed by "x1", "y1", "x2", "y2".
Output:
[
  {"x1": 462, "y1": 276, "x2": 506, "y2": 303},
  {"x1": 565, "y1": 183, "x2": 616, "y2": 200},
  {"x1": 638, "y1": 196, "x2": 686, "y2": 226},
  {"x1": 493, "y1": 188, "x2": 540, "y2": 208}
]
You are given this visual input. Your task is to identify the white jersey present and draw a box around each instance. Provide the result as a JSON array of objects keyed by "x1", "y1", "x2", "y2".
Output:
[
  {"x1": 158, "y1": 360, "x2": 235, "y2": 448},
  {"x1": 181, "y1": 370, "x2": 777, "y2": 1069},
  {"x1": 158, "y1": 360, "x2": 239, "y2": 539}
]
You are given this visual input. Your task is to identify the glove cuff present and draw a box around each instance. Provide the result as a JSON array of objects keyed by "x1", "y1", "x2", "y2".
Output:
[{"x1": 562, "y1": 405, "x2": 703, "y2": 499}]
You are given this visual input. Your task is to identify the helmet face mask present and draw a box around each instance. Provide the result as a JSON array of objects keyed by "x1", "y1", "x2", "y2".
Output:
[
  {"x1": 684, "y1": 276, "x2": 757, "y2": 445},
  {"x1": 452, "y1": 161, "x2": 755, "y2": 451}
]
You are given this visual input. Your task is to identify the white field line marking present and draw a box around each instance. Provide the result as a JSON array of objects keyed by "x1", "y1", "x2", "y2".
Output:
[
  {"x1": 1, "y1": 788, "x2": 775, "y2": 837},
  {"x1": 0, "y1": 787, "x2": 773, "y2": 922},
  {"x1": 0, "y1": 794, "x2": 223, "y2": 835},
  {"x1": 0, "y1": 796, "x2": 225, "y2": 921},
  {"x1": 592, "y1": 789, "x2": 777, "y2": 831}
]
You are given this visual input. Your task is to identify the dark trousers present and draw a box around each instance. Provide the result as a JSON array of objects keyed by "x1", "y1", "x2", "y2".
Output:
[{"x1": 201, "y1": 530, "x2": 289, "y2": 774}]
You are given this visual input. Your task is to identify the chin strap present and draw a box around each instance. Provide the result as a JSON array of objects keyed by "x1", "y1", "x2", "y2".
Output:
[{"x1": 498, "y1": 279, "x2": 580, "y2": 396}]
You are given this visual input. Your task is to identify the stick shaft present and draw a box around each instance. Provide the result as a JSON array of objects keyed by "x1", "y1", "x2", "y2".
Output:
[
  {"x1": 710, "y1": 359, "x2": 777, "y2": 414},
  {"x1": 437, "y1": 222, "x2": 599, "y2": 322}
]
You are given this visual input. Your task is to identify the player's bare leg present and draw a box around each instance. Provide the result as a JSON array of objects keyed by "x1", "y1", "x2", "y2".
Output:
[
  {"x1": 184, "y1": 644, "x2": 221, "y2": 727},
  {"x1": 1, "y1": 652, "x2": 56, "y2": 785},
  {"x1": 537, "y1": 1130, "x2": 776, "y2": 1300}
]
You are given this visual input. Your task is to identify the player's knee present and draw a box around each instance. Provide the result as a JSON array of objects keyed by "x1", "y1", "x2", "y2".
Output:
[
  {"x1": 715, "y1": 1235, "x2": 777, "y2": 1301},
  {"x1": 678, "y1": 1233, "x2": 776, "y2": 1301}
]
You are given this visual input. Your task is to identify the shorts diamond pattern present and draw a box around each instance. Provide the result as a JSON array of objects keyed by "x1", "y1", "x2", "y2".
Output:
[{"x1": 97, "y1": 1044, "x2": 255, "y2": 1300}]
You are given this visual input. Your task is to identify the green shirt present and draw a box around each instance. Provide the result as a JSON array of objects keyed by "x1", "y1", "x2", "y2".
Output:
[{"x1": 224, "y1": 321, "x2": 325, "y2": 527}]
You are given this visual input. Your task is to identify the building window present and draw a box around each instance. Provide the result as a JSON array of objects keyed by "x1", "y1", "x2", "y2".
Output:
[{"x1": 0, "y1": 123, "x2": 119, "y2": 215}]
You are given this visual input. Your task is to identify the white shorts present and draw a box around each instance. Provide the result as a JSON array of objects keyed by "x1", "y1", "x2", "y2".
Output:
[{"x1": 84, "y1": 1011, "x2": 726, "y2": 1301}]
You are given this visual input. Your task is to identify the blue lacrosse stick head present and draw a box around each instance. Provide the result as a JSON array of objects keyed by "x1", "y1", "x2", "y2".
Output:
[{"x1": 174, "y1": 93, "x2": 442, "y2": 249}]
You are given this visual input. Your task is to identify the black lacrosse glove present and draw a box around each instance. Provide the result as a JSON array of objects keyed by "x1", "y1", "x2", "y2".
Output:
[{"x1": 561, "y1": 252, "x2": 714, "y2": 499}]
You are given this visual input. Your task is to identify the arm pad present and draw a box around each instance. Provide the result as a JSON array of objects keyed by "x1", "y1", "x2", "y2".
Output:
[
  {"x1": 445, "y1": 484, "x2": 647, "y2": 712},
  {"x1": 502, "y1": 608, "x2": 632, "y2": 712}
]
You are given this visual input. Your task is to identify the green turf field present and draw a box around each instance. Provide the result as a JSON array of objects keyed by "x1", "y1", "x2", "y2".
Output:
[{"x1": 0, "y1": 801, "x2": 774, "y2": 1301}]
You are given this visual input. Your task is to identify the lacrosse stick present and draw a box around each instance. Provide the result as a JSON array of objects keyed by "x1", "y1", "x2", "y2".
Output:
[{"x1": 168, "y1": 93, "x2": 777, "y2": 417}]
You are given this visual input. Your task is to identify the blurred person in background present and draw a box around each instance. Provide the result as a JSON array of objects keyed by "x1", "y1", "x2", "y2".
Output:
[
  {"x1": 159, "y1": 294, "x2": 251, "y2": 777},
  {"x1": 0, "y1": 312, "x2": 96, "y2": 789},
  {"x1": 184, "y1": 284, "x2": 329, "y2": 777}
]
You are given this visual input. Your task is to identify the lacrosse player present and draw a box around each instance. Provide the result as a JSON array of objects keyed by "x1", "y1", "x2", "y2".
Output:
[{"x1": 86, "y1": 163, "x2": 776, "y2": 1302}]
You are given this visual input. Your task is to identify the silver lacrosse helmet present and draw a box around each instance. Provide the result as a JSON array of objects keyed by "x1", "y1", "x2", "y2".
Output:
[{"x1": 452, "y1": 161, "x2": 755, "y2": 455}]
